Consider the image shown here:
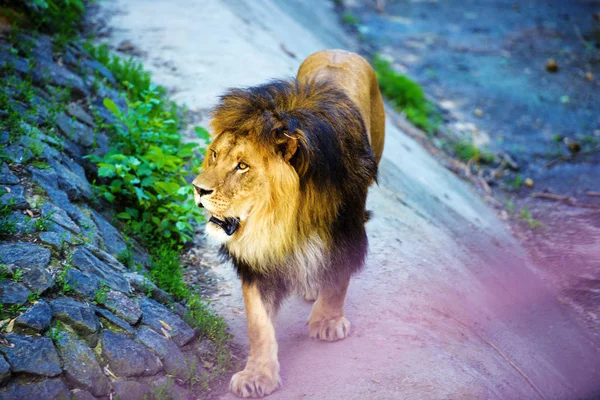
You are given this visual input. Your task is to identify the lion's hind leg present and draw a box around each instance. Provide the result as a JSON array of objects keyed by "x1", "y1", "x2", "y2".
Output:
[{"x1": 307, "y1": 275, "x2": 351, "y2": 341}]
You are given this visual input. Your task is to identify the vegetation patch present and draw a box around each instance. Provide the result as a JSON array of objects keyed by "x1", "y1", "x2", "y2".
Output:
[
  {"x1": 454, "y1": 140, "x2": 495, "y2": 164},
  {"x1": 372, "y1": 53, "x2": 437, "y2": 133},
  {"x1": 85, "y1": 43, "x2": 234, "y2": 386}
]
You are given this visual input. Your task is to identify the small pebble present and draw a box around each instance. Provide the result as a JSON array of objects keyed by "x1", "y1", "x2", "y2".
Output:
[
  {"x1": 546, "y1": 59, "x2": 559, "y2": 73},
  {"x1": 585, "y1": 72, "x2": 594, "y2": 81},
  {"x1": 524, "y1": 178, "x2": 534, "y2": 188},
  {"x1": 474, "y1": 108, "x2": 483, "y2": 117}
]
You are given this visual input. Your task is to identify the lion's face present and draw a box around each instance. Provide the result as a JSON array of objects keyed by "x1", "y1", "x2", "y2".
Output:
[{"x1": 192, "y1": 132, "x2": 294, "y2": 242}]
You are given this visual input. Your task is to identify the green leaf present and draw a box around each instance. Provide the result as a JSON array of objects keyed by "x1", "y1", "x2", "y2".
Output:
[
  {"x1": 194, "y1": 126, "x2": 210, "y2": 142},
  {"x1": 116, "y1": 212, "x2": 131, "y2": 220},
  {"x1": 103, "y1": 192, "x2": 115, "y2": 202},
  {"x1": 103, "y1": 97, "x2": 120, "y2": 116},
  {"x1": 98, "y1": 166, "x2": 115, "y2": 178}
]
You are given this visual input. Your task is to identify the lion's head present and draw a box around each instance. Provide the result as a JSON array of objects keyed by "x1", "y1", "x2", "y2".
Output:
[
  {"x1": 192, "y1": 79, "x2": 376, "y2": 268},
  {"x1": 192, "y1": 127, "x2": 300, "y2": 243}
]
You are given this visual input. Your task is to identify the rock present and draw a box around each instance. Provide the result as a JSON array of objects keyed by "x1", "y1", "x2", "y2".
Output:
[
  {"x1": 74, "y1": 209, "x2": 104, "y2": 248},
  {"x1": 1, "y1": 145, "x2": 33, "y2": 164},
  {"x1": 91, "y1": 210, "x2": 128, "y2": 259},
  {"x1": 104, "y1": 290, "x2": 141, "y2": 325},
  {"x1": 125, "y1": 272, "x2": 157, "y2": 295},
  {"x1": 4, "y1": 211, "x2": 36, "y2": 234},
  {"x1": 0, "y1": 378, "x2": 70, "y2": 399},
  {"x1": 546, "y1": 59, "x2": 559, "y2": 73},
  {"x1": 67, "y1": 102, "x2": 95, "y2": 126},
  {"x1": 150, "y1": 375, "x2": 194, "y2": 400},
  {"x1": 71, "y1": 246, "x2": 130, "y2": 293},
  {"x1": 46, "y1": 155, "x2": 93, "y2": 201},
  {"x1": 72, "y1": 390, "x2": 97, "y2": 400},
  {"x1": 112, "y1": 380, "x2": 152, "y2": 400},
  {"x1": 57, "y1": 113, "x2": 96, "y2": 148},
  {"x1": 82, "y1": 59, "x2": 117, "y2": 86},
  {"x1": 31, "y1": 60, "x2": 90, "y2": 99},
  {"x1": 47, "y1": 223, "x2": 75, "y2": 243},
  {"x1": 101, "y1": 330, "x2": 163, "y2": 377},
  {"x1": 524, "y1": 178, "x2": 534, "y2": 188},
  {"x1": 0, "y1": 334, "x2": 62, "y2": 377},
  {"x1": 0, "y1": 355, "x2": 10, "y2": 385},
  {"x1": 31, "y1": 167, "x2": 79, "y2": 218},
  {"x1": 0, "y1": 163, "x2": 19, "y2": 185},
  {"x1": 30, "y1": 33, "x2": 53, "y2": 63},
  {"x1": 56, "y1": 330, "x2": 110, "y2": 396},
  {"x1": 585, "y1": 72, "x2": 594, "y2": 81},
  {"x1": 0, "y1": 281, "x2": 30, "y2": 306},
  {"x1": 41, "y1": 200, "x2": 82, "y2": 234},
  {"x1": 95, "y1": 307, "x2": 135, "y2": 335},
  {"x1": 21, "y1": 266, "x2": 55, "y2": 294},
  {"x1": 65, "y1": 268, "x2": 102, "y2": 299},
  {"x1": 0, "y1": 242, "x2": 51, "y2": 269},
  {"x1": 0, "y1": 185, "x2": 28, "y2": 209},
  {"x1": 140, "y1": 298, "x2": 196, "y2": 347},
  {"x1": 0, "y1": 49, "x2": 31, "y2": 75},
  {"x1": 50, "y1": 298, "x2": 100, "y2": 337},
  {"x1": 39, "y1": 231, "x2": 64, "y2": 250},
  {"x1": 84, "y1": 243, "x2": 127, "y2": 273},
  {"x1": 137, "y1": 326, "x2": 188, "y2": 376},
  {"x1": 14, "y1": 300, "x2": 52, "y2": 332}
]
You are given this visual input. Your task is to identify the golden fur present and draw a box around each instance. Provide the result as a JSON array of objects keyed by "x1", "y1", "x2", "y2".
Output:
[{"x1": 192, "y1": 49, "x2": 385, "y2": 398}]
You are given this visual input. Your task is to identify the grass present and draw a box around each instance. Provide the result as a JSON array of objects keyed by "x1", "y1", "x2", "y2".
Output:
[
  {"x1": 3, "y1": 0, "x2": 85, "y2": 50},
  {"x1": 85, "y1": 43, "x2": 234, "y2": 385},
  {"x1": 342, "y1": 12, "x2": 360, "y2": 25},
  {"x1": 509, "y1": 173, "x2": 524, "y2": 190},
  {"x1": 519, "y1": 208, "x2": 544, "y2": 230},
  {"x1": 372, "y1": 53, "x2": 437, "y2": 134},
  {"x1": 454, "y1": 140, "x2": 495, "y2": 164}
]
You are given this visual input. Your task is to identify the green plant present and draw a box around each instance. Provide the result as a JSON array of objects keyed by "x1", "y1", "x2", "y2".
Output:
[
  {"x1": 150, "y1": 245, "x2": 188, "y2": 300},
  {"x1": 6, "y1": 0, "x2": 85, "y2": 48},
  {"x1": 84, "y1": 43, "x2": 154, "y2": 100},
  {"x1": 151, "y1": 377, "x2": 175, "y2": 400},
  {"x1": 88, "y1": 91, "x2": 203, "y2": 247},
  {"x1": 342, "y1": 12, "x2": 360, "y2": 25},
  {"x1": 372, "y1": 54, "x2": 437, "y2": 133},
  {"x1": 27, "y1": 290, "x2": 40, "y2": 303},
  {"x1": 509, "y1": 174, "x2": 524, "y2": 190},
  {"x1": 93, "y1": 281, "x2": 109, "y2": 305},
  {"x1": 32, "y1": 210, "x2": 54, "y2": 232},
  {"x1": 0, "y1": 203, "x2": 17, "y2": 239},
  {"x1": 454, "y1": 140, "x2": 495, "y2": 164},
  {"x1": 48, "y1": 322, "x2": 66, "y2": 343},
  {"x1": 519, "y1": 208, "x2": 544, "y2": 230},
  {"x1": 56, "y1": 264, "x2": 74, "y2": 295},
  {"x1": 12, "y1": 269, "x2": 23, "y2": 282},
  {"x1": 0, "y1": 265, "x2": 11, "y2": 282}
]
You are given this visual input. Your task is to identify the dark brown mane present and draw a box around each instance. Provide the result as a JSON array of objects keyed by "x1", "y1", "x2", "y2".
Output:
[{"x1": 210, "y1": 79, "x2": 377, "y2": 192}]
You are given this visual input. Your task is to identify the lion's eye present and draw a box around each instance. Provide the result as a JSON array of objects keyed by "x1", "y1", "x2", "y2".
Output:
[
  {"x1": 236, "y1": 162, "x2": 249, "y2": 171},
  {"x1": 211, "y1": 150, "x2": 217, "y2": 161}
]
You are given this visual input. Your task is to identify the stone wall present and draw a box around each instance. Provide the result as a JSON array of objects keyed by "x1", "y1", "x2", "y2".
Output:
[{"x1": 0, "y1": 33, "x2": 207, "y2": 400}]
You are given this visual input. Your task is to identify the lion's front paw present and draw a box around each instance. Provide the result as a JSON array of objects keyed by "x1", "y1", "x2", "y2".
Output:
[
  {"x1": 308, "y1": 316, "x2": 350, "y2": 341},
  {"x1": 229, "y1": 365, "x2": 281, "y2": 398}
]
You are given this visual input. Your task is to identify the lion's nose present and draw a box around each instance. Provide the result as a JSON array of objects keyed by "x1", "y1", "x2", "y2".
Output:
[{"x1": 193, "y1": 183, "x2": 213, "y2": 197}]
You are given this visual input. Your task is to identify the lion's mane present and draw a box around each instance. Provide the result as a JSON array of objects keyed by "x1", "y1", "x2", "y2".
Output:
[{"x1": 210, "y1": 79, "x2": 377, "y2": 307}]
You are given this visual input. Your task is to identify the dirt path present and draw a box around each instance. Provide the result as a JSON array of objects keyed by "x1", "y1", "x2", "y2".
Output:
[
  {"x1": 96, "y1": 1, "x2": 600, "y2": 398},
  {"x1": 345, "y1": 0, "x2": 600, "y2": 344}
]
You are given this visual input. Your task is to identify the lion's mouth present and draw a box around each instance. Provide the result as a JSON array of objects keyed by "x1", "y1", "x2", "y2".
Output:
[{"x1": 209, "y1": 216, "x2": 240, "y2": 236}]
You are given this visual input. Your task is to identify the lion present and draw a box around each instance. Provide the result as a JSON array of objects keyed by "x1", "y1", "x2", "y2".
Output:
[{"x1": 192, "y1": 49, "x2": 385, "y2": 398}]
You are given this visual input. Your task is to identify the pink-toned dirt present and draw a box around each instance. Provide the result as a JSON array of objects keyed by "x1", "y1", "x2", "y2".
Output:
[{"x1": 96, "y1": 0, "x2": 600, "y2": 398}]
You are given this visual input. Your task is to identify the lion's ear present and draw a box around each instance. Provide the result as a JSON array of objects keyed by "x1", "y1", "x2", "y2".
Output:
[
  {"x1": 275, "y1": 129, "x2": 309, "y2": 177},
  {"x1": 283, "y1": 134, "x2": 298, "y2": 163}
]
